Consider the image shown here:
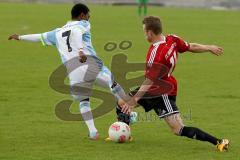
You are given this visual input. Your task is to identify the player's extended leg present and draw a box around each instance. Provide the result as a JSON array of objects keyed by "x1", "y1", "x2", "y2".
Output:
[
  {"x1": 95, "y1": 66, "x2": 129, "y2": 102},
  {"x1": 164, "y1": 113, "x2": 229, "y2": 151},
  {"x1": 95, "y1": 66, "x2": 138, "y2": 123}
]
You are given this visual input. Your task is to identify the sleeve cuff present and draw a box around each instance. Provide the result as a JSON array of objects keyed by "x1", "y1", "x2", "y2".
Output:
[{"x1": 40, "y1": 34, "x2": 46, "y2": 46}]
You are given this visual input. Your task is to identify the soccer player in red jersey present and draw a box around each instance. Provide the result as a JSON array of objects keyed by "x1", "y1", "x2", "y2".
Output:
[{"x1": 117, "y1": 16, "x2": 229, "y2": 151}]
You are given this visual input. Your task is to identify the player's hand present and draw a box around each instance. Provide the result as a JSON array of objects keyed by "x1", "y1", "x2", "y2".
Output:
[
  {"x1": 8, "y1": 34, "x2": 20, "y2": 40},
  {"x1": 118, "y1": 99, "x2": 129, "y2": 114},
  {"x1": 79, "y1": 51, "x2": 87, "y2": 63},
  {"x1": 209, "y1": 45, "x2": 223, "y2": 56},
  {"x1": 119, "y1": 98, "x2": 137, "y2": 114},
  {"x1": 120, "y1": 103, "x2": 133, "y2": 114}
]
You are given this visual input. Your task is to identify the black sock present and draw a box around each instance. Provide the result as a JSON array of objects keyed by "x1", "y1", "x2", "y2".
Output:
[
  {"x1": 180, "y1": 126, "x2": 221, "y2": 145},
  {"x1": 116, "y1": 104, "x2": 130, "y2": 125}
]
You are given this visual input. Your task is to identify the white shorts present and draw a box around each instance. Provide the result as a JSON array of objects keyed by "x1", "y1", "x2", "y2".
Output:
[{"x1": 68, "y1": 63, "x2": 114, "y2": 101}]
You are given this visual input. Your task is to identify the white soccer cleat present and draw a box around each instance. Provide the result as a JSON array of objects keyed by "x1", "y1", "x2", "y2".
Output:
[
  {"x1": 88, "y1": 132, "x2": 100, "y2": 140},
  {"x1": 130, "y1": 112, "x2": 138, "y2": 124}
]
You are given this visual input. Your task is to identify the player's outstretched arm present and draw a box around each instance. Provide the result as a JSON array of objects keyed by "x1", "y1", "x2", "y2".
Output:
[
  {"x1": 189, "y1": 43, "x2": 223, "y2": 56},
  {"x1": 8, "y1": 34, "x2": 41, "y2": 42}
]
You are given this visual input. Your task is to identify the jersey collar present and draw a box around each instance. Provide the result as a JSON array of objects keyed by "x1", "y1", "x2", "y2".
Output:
[{"x1": 153, "y1": 36, "x2": 166, "y2": 46}]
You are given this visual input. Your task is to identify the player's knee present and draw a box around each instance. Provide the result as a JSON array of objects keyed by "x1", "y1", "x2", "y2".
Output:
[
  {"x1": 165, "y1": 114, "x2": 185, "y2": 136},
  {"x1": 171, "y1": 127, "x2": 182, "y2": 135},
  {"x1": 169, "y1": 124, "x2": 184, "y2": 136}
]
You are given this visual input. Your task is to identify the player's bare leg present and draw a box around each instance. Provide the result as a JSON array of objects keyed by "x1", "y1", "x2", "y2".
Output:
[
  {"x1": 164, "y1": 113, "x2": 229, "y2": 152},
  {"x1": 164, "y1": 113, "x2": 184, "y2": 135}
]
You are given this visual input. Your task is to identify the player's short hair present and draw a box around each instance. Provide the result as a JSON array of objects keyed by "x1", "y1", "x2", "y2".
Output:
[
  {"x1": 71, "y1": 3, "x2": 90, "y2": 19},
  {"x1": 143, "y1": 16, "x2": 162, "y2": 35}
]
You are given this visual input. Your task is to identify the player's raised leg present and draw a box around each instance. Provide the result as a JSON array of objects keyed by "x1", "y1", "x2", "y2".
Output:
[
  {"x1": 95, "y1": 66, "x2": 126, "y2": 99},
  {"x1": 164, "y1": 113, "x2": 229, "y2": 152},
  {"x1": 95, "y1": 66, "x2": 138, "y2": 122}
]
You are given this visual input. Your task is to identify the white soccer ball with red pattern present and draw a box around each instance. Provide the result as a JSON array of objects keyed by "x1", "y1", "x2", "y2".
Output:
[{"x1": 108, "y1": 122, "x2": 131, "y2": 143}]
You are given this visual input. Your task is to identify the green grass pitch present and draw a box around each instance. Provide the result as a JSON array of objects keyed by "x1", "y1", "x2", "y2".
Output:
[{"x1": 0, "y1": 3, "x2": 240, "y2": 160}]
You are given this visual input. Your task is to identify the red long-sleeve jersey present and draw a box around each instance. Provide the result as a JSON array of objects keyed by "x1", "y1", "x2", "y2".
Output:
[{"x1": 145, "y1": 35, "x2": 190, "y2": 96}]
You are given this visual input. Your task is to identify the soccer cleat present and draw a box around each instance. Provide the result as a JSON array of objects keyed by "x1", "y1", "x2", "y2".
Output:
[
  {"x1": 128, "y1": 136, "x2": 134, "y2": 142},
  {"x1": 216, "y1": 139, "x2": 230, "y2": 152},
  {"x1": 105, "y1": 137, "x2": 112, "y2": 142},
  {"x1": 88, "y1": 132, "x2": 100, "y2": 140},
  {"x1": 130, "y1": 112, "x2": 138, "y2": 124},
  {"x1": 105, "y1": 136, "x2": 134, "y2": 142}
]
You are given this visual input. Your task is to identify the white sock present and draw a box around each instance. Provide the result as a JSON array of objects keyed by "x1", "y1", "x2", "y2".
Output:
[{"x1": 80, "y1": 101, "x2": 98, "y2": 134}]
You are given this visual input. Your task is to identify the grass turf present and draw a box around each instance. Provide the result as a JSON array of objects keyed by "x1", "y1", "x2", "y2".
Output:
[{"x1": 0, "y1": 3, "x2": 240, "y2": 160}]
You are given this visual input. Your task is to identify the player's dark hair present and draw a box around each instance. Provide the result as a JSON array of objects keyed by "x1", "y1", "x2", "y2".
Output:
[
  {"x1": 71, "y1": 3, "x2": 90, "y2": 19},
  {"x1": 143, "y1": 16, "x2": 162, "y2": 35}
]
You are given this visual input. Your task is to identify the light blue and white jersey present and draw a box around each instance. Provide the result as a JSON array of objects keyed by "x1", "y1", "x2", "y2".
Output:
[{"x1": 40, "y1": 20, "x2": 97, "y2": 63}]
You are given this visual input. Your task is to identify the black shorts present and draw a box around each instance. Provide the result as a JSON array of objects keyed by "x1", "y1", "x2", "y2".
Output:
[{"x1": 129, "y1": 87, "x2": 179, "y2": 118}]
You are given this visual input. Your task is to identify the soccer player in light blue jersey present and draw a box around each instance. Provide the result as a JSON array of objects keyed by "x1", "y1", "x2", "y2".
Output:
[{"x1": 8, "y1": 3, "x2": 133, "y2": 140}]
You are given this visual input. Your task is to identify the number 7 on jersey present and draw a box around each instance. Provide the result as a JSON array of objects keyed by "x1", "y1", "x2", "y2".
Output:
[{"x1": 62, "y1": 30, "x2": 72, "y2": 52}]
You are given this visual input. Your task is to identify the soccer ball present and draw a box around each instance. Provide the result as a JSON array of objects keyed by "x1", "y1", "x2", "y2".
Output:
[{"x1": 108, "y1": 122, "x2": 131, "y2": 143}]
